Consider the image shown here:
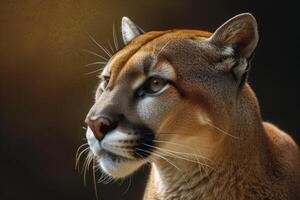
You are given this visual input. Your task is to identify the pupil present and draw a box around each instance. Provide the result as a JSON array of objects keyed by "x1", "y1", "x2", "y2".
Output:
[{"x1": 153, "y1": 79, "x2": 159, "y2": 85}]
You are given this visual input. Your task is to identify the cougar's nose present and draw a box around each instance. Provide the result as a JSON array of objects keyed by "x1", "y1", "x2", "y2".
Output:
[{"x1": 85, "y1": 116, "x2": 118, "y2": 140}]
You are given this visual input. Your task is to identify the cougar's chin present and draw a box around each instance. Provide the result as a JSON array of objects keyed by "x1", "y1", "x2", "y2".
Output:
[{"x1": 96, "y1": 153, "x2": 144, "y2": 178}]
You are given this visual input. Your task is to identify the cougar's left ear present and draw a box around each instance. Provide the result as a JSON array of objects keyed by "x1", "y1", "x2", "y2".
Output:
[
  {"x1": 121, "y1": 17, "x2": 144, "y2": 45},
  {"x1": 210, "y1": 13, "x2": 258, "y2": 58},
  {"x1": 209, "y1": 13, "x2": 259, "y2": 85}
]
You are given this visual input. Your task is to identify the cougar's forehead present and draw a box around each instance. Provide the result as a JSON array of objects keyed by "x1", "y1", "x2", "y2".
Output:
[
  {"x1": 102, "y1": 29, "x2": 214, "y2": 87},
  {"x1": 102, "y1": 31, "x2": 166, "y2": 83}
]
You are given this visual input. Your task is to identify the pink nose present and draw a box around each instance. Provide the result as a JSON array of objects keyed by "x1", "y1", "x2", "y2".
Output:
[{"x1": 85, "y1": 116, "x2": 112, "y2": 140}]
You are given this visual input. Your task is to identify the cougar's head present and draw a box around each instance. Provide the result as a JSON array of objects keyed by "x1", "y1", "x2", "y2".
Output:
[{"x1": 85, "y1": 13, "x2": 258, "y2": 178}]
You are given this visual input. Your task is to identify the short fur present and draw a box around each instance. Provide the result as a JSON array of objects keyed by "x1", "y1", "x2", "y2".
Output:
[{"x1": 85, "y1": 13, "x2": 300, "y2": 200}]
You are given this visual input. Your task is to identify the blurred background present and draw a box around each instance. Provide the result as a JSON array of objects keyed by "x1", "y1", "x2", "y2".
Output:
[{"x1": 0, "y1": 0, "x2": 299, "y2": 199}]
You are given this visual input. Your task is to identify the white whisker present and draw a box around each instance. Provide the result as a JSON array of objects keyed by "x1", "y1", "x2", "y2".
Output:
[
  {"x1": 93, "y1": 159, "x2": 99, "y2": 200},
  {"x1": 112, "y1": 23, "x2": 119, "y2": 51},
  {"x1": 152, "y1": 139, "x2": 211, "y2": 161},
  {"x1": 143, "y1": 143, "x2": 213, "y2": 170},
  {"x1": 75, "y1": 144, "x2": 89, "y2": 170},
  {"x1": 82, "y1": 49, "x2": 109, "y2": 61},
  {"x1": 205, "y1": 121, "x2": 240, "y2": 140},
  {"x1": 88, "y1": 33, "x2": 112, "y2": 58},
  {"x1": 85, "y1": 68, "x2": 104, "y2": 75},
  {"x1": 136, "y1": 148, "x2": 182, "y2": 172},
  {"x1": 85, "y1": 61, "x2": 107, "y2": 67},
  {"x1": 108, "y1": 41, "x2": 115, "y2": 54}
]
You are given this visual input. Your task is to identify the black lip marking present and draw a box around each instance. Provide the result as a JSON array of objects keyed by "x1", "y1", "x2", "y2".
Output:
[
  {"x1": 98, "y1": 124, "x2": 155, "y2": 161},
  {"x1": 134, "y1": 126, "x2": 155, "y2": 159},
  {"x1": 102, "y1": 150, "x2": 130, "y2": 162}
]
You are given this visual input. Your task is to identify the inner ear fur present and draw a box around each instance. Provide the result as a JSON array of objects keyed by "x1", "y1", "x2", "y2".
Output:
[
  {"x1": 121, "y1": 16, "x2": 144, "y2": 45},
  {"x1": 210, "y1": 13, "x2": 259, "y2": 58}
]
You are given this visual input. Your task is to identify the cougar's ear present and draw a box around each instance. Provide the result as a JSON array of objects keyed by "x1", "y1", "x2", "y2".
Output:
[
  {"x1": 121, "y1": 17, "x2": 144, "y2": 45},
  {"x1": 209, "y1": 13, "x2": 259, "y2": 58},
  {"x1": 209, "y1": 13, "x2": 258, "y2": 86}
]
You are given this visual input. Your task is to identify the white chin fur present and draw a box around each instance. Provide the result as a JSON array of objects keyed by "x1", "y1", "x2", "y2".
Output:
[
  {"x1": 86, "y1": 127, "x2": 102, "y2": 155},
  {"x1": 97, "y1": 156, "x2": 144, "y2": 178},
  {"x1": 86, "y1": 127, "x2": 145, "y2": 178}
]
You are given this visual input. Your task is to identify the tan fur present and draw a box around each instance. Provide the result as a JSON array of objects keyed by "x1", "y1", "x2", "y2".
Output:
[
  {"x1": 143, "y1": 85, "x2": 300, "y2": 200},
  {"x1": 85, "y1": 14, "x2": 300, "y2": 199}
]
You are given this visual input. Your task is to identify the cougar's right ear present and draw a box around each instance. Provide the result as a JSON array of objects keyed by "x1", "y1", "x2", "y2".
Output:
[{"x1": 121, "y1": 17, "x2": 144, "y2": 45}]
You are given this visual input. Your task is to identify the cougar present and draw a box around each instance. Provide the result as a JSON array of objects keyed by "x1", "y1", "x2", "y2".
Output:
[{"x1": 84, "y1": 13, "x2": 300, "y2": 199}]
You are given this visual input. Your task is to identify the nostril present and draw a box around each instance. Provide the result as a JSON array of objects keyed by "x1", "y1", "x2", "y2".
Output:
[
  {"x1": 100, "y1": 117, "x2": 111, "y2": 125},
  {"x1": 99, "y1": 119, "x2": 118, "y2": 135}
]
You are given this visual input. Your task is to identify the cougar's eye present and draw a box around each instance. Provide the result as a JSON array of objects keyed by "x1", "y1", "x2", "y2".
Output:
[
  {"x1": 136, "y1": 76, "x2": 167, "y2": 97},
  {"x1": 147, "y1": 77, "x2": 166, "y2": 93}
]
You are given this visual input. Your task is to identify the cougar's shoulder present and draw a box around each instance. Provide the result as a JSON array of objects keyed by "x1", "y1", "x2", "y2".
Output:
[{"x1": 261, "y1": 122, "x2": 300, "y2": 197}]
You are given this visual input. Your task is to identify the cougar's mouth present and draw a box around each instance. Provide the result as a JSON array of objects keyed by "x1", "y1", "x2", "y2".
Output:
[{"x1": 86, "y1": 125, "x2": 155, "y2": 178}]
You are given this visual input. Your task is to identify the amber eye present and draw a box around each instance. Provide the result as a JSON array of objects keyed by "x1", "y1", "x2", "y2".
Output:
[
  {"x1": 148, "y1": 77, "x2": 166, "y2": 93},
  {"x1": 139, "y1": 77, "x2": 168, "y2": 96}
]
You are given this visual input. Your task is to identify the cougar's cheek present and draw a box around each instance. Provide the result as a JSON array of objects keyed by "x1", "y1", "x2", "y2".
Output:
[{"x1": 137, "y1": 89, "x2": 180, "y2": 129}]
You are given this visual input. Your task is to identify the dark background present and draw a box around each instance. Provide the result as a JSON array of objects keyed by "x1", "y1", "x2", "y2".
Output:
[{"x1": 0, "y1": 0, "x2": 299, "y2": 199}]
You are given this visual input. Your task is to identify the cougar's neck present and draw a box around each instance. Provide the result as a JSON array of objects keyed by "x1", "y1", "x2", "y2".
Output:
[
  {"x1": 220, "y1": 84, "x2": 268, "y2": 163},
  {"x1": 144, "y1": 85, "x2": 269, "y2": 200},
  {"x1": 145, "y1": 158, "x2": 215, "y2": 200}
]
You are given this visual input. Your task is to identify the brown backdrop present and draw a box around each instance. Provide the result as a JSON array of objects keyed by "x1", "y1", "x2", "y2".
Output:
[{"x1": 1, "y1": 0, "x2": 299, "y2": 199}]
